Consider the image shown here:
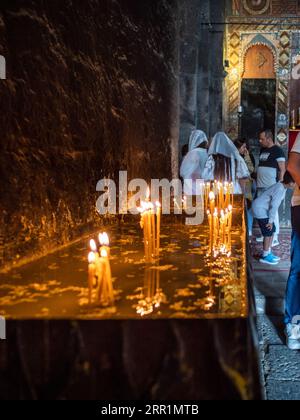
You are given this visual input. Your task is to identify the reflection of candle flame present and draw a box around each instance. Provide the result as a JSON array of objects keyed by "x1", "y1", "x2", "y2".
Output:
[{"x1": 146, "y1": 186, "x2": 150, "y2": 201}]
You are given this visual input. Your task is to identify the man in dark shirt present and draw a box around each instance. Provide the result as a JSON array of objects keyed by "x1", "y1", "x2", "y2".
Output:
[{"x1": 256, "y1": 129, "x2": 286, "y2": 246}]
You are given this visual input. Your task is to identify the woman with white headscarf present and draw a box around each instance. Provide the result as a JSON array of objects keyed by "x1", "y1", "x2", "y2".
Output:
[
  {"x1": 180, "y1": 130, "x2": 208, "y2": 195},
  {"x1": 202, "y1": 132, "x2": 250, "y2": 194}
]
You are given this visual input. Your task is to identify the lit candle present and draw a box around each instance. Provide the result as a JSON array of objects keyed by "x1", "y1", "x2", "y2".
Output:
[
  {"x1": 138, "y1": 203, "x2": 149, "y2": 262},
  {"x1": 144, "y1": 187, "x2": 152, "y2": 260},
  {"x1": 150, "y1": 202, "x2": 156, "y2": 258},
  {"x1": 90, "y1": 239, "x2": 102, "y2": 274},
  {"x1": 99, "y1": 232, "x2": 110, "y2": 258},
  {"x1": 228, "y1": 204, "x2": 233, "y2": 231},
  {"x1": 219, "y1": 182, "x2": 225, "y2": 209},
  {"x1": 146, "y1": 186, "x2": 150, "y2": 202},
  {"x1": 205, "y1": 183, "x2": 210, "y2": 209},
  {"x1": 213, "y1": 208, "x2": 219, "y2": 250},
  {"x1": 224, "y1": 183, "x2": 229, "y2": 208},
  {"x1": 90, "y1": 239, "x2": 98, "y2": 254},
  {"x1": 207, "y1": 210, "x2": 213, "y2": 254},
  {"x1": 209, "y1": 191, "x2": 216, "y2": 216},
  {"x1": 230, "y1": 183, "x2": 234, "y2": 207},
  {"x1": 156, "y1": 201, "x2": 161, "y2": 257},
  {"x1": 100, "y1": 248, "x2": 114, "y2": 304},
  {"x1": 220, "y1": 210, "x2": 225, "y2": 245},
  {"x1": 88, "y1": 252, "x2": 96, "y2": 304},
  {"x1": 146, "y1": 203, "x2": 152, "y2": 261}
]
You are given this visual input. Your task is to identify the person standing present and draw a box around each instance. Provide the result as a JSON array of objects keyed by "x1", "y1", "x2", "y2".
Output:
[
  {"x1": 235, "y1": 139, "x2": 256, "y2": 237},
  {"x1": 202, "y1": 132, "x2": 250, "y2": 194},
  {"x1": 284, "y1": 133, "x2": 300, "y2": 350},
  {"x1": 180, "y1": 130, "x2": 208, "y2": 195},
  {"x1": 256, "y1": 130, "x2": 286, "y2": 246}
]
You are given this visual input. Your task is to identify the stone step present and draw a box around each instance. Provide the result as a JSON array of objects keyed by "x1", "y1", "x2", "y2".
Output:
[{"x1": 255, "y1": 294, "x2": 285, "y2": 316}]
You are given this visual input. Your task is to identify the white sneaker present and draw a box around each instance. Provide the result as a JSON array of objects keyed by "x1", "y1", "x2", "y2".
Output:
[
  {"x1": 256, "y1": 236, "x2": 264, "y2": 243},
  {"x1": 272, "y1": 237, "x2": 280, "y2": 247},
  {"x1": 285, "y1": 324, "x2": 300, "y2": 350}
]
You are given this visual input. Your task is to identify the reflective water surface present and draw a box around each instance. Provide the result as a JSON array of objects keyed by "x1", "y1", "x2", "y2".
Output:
[{"x1": 0, "y1": 204, "x2": 248, "y2": 320}]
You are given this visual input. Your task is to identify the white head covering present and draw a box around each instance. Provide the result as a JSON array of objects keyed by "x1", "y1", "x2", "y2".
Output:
[
  {"x1": 189, "y1": 130, "x2": 208, "y2": 152},
  {"x1": 180, "y1": 129, "x2": 208, "y2": 195},
  {"x1": 203, "y1": 132, "x2": 250, "y2": 194},
  {"x1": 208, "y1": 132, "x2": 240, "y2": 160}
]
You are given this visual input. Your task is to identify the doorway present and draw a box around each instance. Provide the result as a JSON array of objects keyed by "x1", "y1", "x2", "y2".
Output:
[{"x1": 241, "y1": 78, "x2": 276, "y2": 160}]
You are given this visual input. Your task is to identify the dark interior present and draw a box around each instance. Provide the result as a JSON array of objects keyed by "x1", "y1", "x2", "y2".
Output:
[{"x1": 241, "y1": 78, "x2": 276, "y2": 159}]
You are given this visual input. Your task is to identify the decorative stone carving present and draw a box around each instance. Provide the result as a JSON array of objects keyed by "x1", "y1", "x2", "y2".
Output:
[{"x1": 242, "y1": 0, "x2": 271, "y2": 15}]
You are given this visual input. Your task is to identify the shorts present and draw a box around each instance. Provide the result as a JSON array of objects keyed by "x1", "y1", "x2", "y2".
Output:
[{"x1": 258, "y1": 218, "x2": 276, "y2": 238}]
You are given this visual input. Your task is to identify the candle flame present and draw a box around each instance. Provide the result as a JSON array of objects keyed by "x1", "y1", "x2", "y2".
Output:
[
  {"x1": 90, "y1": 239, "x2": 97, "y2": 252},
  {"x1": 146, "y1": 186, "x2": 150, "y2": 201},
  {"x1": 88, "y1": 252, "x2": 96, "y2": 264},
  {"x1": 101, "y1": 249, "x2": 108, "y2": 258},
  {"x1": 209, "y1": 191, "x2": 215, "y2": 201},
  {"x1": 156, "y1": 201, "x2": 161, "y2": 208},
  {"x1": 228, "y1": 204, "x2": 233, "y2": 212},
  {"x1": 99, "y1": 232, "x2": 109, "y2": 246}
]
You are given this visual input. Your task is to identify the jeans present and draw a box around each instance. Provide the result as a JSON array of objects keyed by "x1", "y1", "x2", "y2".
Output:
[
  {"x1": 247, "y1": 208, "x2": 254, "y2": 235},
  {"x1": 284, "y1": 206, "x2": 300, "y2": 325}
]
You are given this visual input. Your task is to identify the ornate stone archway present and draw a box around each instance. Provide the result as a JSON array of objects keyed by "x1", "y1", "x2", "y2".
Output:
[{"x1": 225, "y1": 26, "x2": 291, "y2": 149}]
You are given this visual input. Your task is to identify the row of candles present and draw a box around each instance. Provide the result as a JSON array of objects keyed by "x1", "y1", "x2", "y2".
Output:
[
  {"x1": 137, "y1": 192, "x2": 161, "y2": 264},
  {"x1": 207, "y1": 207, "x2": 233, "y2": 257},
  {"x1": 205, "y1": 182, "x2": 234, "y2": 257},
  {"x1": 88, "y1": 233, "x2": 114, "y2": 306},
  {"x1": 87, "y1": 182, "x2": 234, "y2": 307},
  {"x1": 204, "y1": 181, "x2": 234, "y2": 211}
]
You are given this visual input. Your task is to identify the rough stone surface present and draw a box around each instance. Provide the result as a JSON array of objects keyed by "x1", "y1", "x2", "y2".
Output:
[
  {"x1": 257, "y1": 315, "x2": 285, "y2": 346},
  {"x1": 0, "y1": 0, "x2": 179, "y2": 269},
  {"x1": 178, "y1": 0, "x2": 225, "y2": 153},
  {"x1": 266, "y1": 380, "x2": 300, "y2": 401},
  {"x1": 266, "y1": 346, "x2": 300, "y2": 382}
]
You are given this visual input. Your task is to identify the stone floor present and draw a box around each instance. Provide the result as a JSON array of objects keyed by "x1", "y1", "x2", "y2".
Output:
[{"x1": 251, "y1": 229, "x2": 300, "y2": 400}]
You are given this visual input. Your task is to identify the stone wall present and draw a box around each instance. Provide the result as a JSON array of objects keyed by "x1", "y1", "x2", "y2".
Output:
[
  {"x1": 0, "y1": 0, "x2": 179, "y2": 269},
  {"x1": 179, "y1": 0, "x2": 225, "y2": 154}
]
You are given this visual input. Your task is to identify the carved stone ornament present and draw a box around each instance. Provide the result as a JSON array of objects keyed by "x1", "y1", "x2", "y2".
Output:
[{"x1": 242, "y1": 0, "x2": 271, "y2": 15}]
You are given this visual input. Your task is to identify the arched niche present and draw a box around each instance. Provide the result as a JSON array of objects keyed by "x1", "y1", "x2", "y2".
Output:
[{"x1": 242, "y1": 44, "x2": 276, "y2": 79}]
